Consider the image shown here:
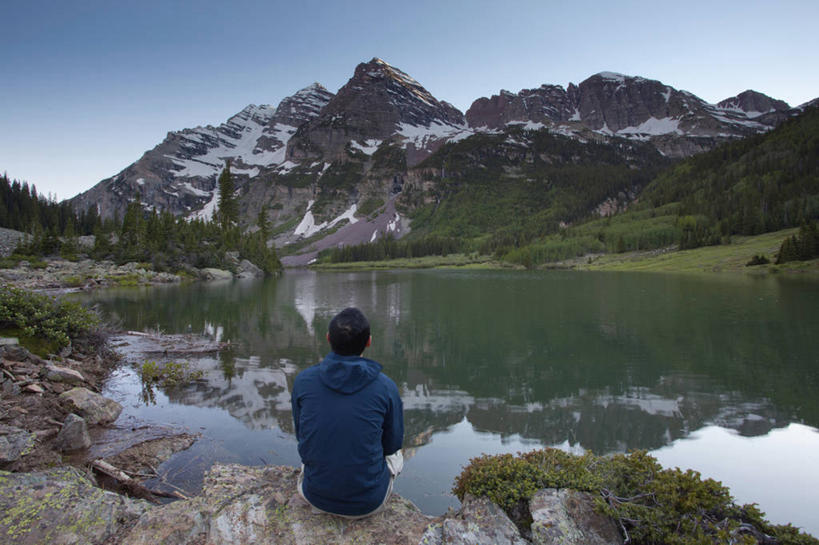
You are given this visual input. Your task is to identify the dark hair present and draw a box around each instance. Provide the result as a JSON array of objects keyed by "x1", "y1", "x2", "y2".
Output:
[{"x1": 328, "y1": 307, "x2": 370, "y2": 356}]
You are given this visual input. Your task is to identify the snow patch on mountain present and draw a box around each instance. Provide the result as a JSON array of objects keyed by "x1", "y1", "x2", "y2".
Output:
[
  {"x1": 192, "y1": 188, "x2": 219, "y2": 221},
  {"x1": 350, "y1": 139, "x2": 382, "y2": 155},
  {"x1": 397, "y1": 121, "x2": 470, "y2": 148},
  {"x1": 508, "y1": 120, "x2": 546, "y2": 131},
  {"x1": 618, "y1": 117, "x2": 682, "y2": 136},
  {"x1": 294, "y1": 201, "x2": 360, "y2": 238}
]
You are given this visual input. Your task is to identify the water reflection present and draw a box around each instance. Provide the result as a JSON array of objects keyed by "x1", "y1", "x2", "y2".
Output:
[{"x1": 82, "y1": 270, "x2": 819, "y2": 528}]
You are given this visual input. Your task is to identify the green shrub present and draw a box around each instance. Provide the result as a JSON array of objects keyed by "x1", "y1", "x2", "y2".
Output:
[
  {"x1": 746, "y1": 254, "x2": 771, "y2": 266},
  {"x1": 138, "y1": 360, "x2": 204, "y2": 404},
  {"x1": 0, "y1": 284, "x2": 100, "y2": 353},
  {"x1": 453, "y1": 449, "x2": 818, "y2": 545}
]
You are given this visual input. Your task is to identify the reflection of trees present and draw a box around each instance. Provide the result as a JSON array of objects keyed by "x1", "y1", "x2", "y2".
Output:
[{"x1": 82, "y1": 271, "x2": 819, "y2": 454}]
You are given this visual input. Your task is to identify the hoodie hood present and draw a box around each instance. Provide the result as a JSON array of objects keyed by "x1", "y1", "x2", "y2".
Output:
[{"x1": 319, "y1": 352, "x2": 383, "y2": 394}]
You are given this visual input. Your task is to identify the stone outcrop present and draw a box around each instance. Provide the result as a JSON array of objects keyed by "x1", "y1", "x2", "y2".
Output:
[
  {"x1": 59, "y1": 387, "x2": 123, "y2": 425},
  {"x1": 420, "y1": 494, "x2": 529, "y2": 544},
  {"x1": 0, "y1": 467, "x2": 150, "y2": 545},
  {"x1": 0, "y1": 462, "x2": 629, "y2": 545},
  {"x1": 120, "y1": 464, "x2": 435, "y2": 545},
  {"x1": 530, "y1": 489, "x2": 622, "y2": 545}
]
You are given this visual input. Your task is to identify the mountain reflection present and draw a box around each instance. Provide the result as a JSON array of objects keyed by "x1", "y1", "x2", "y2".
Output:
[{"x1": 83, "y1": 270, "x2": 819, "y2": 455}]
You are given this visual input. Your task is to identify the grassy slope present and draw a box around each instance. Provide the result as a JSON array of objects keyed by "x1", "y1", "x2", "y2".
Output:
[
  {"x1": 582, "y1": 228, "x2": 819, "y2": 274},
  {"x1": 310, "y1": 229, "x2": 819, "y2": 275}
]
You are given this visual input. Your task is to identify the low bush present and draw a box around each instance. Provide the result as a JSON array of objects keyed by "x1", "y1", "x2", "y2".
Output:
[
  {"x1": 453, "y1": 448, "x2": 818, "y2": 545},
  {"x1": 0, "y1": 284, "x2": 100, "y2": 354},
  {"x1": 746, "y1": 254, "x2": 771, "y2": 266}
]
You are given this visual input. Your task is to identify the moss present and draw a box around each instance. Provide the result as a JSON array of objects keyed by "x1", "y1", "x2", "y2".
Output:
[
  {"x1": 0, "y1": 468, "x2": 110, "y2": 541},
  {"x1": 453, "y1": 449, "x2": 819, "y2": 545}
]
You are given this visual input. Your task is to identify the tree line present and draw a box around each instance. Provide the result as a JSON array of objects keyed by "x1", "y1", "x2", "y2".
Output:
[
  {"x1": 318, "y1": 234, "x2": 464, "y2": 263},
  {"x1": 3, "y1": 165, "x2": 281, "y2": 275}
]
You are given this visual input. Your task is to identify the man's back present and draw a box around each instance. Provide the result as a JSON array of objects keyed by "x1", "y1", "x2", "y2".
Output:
[{"x1": 292, "y1": 351, "x2": 403, "y2": 516}]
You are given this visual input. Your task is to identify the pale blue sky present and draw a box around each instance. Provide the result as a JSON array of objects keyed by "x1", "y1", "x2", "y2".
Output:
[{"x1": 1, "y1": 0, "x2": 817, "y2": 200}]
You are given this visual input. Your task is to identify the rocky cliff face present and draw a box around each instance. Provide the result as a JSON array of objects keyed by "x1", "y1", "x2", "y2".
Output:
[{"x1": 466, "y1": 72, "x2": 801, "y2": 157}]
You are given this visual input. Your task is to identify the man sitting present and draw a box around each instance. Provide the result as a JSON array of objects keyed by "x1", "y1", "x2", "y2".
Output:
[{"x1": 291, "y1": 307, "x2": 404, "y2": 517}]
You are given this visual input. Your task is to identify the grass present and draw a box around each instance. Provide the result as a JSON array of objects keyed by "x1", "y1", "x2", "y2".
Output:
[{"x1": 581, "y1": 228, "x2": 819, "y2": 274}]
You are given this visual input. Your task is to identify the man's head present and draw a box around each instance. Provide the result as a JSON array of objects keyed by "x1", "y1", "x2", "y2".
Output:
[{"x1": 327, "y1": 307, "x2": 371, "y2": 356}]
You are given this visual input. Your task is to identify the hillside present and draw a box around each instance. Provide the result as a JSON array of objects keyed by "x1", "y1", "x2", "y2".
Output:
[{"x1": 485, "y1": 105, "x2": 819, "y2": 269}]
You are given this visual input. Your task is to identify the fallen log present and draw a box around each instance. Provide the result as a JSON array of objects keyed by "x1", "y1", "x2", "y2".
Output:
[{"x1": 90, "y1": 459, "x2": 187, "y2": 502}]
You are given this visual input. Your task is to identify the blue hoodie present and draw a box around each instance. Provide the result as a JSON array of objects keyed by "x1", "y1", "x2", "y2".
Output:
[{"x1": 292, "y1": 352, "x2": 404, "y2": 516}]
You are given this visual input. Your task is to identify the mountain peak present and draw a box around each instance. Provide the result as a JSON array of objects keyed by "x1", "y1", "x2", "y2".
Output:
[
  {"x1": 717, "y1": 89, "x2": 790, "y2": 116},
  {"x1": 595, "y1": 71, "x2": 629, "y2": 82},
  {"x1": 274, "y1": 83, "x2": 334, "y2": 126}
]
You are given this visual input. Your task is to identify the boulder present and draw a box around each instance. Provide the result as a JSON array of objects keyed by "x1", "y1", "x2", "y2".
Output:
[
  {"x1": 121, "y1": 464, "x2": 436, "y2": 545},
  {"x1": 44, "y1": 363, "x2": 86, "y2": 384},
  {"x1": 529, "y1": 489, "x2": 622, "y2": 545},
  {"x1": 0, "y1": 424, "x2": 36, "y2": 463},
  {"x1": 54, "y1": 413, "x2": 91, "y2": 452},
  {"x1": 236, "y1": 259, "x2": 263, "y2": 278},
  {"x1": 200, "y1": 267, "x2": 233, "y2": 281},
  {"x1": 420, "y1": 494, "x2": 528, "y2": 545},
  {"x1": 1, "y1": 343, "x2": 31, "y2": 362},
  {"x1": 0, "y1": 466, "x2": 150, "y2": 545},
  {"x1": 58, "y1": 387, "x2": 123, "y2": 425}
]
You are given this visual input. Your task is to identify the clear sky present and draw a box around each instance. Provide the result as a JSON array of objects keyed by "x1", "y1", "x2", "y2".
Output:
[{"x1": 1, "y1": 0, "x2": 817, "y2": 201}]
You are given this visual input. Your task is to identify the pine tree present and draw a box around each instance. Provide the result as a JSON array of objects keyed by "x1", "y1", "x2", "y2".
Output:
[
  {"x1": 216, "y1": 162, "x2": 238, "y2": 231},
  {"x1": 257, "y1": 205, "x2": 269, "y2": 240}
]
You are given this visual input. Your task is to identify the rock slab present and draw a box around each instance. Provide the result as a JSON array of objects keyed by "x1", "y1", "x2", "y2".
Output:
[
  {"x1": 121, "y1": 464, "x2": 436, "y2": 545},
  {"x1": 59, "y1": 387, "x2": 123, "y2": 425},
  {"x1": 0, "y1": 467, "x2": 150, "y2": 545},
  {"x1": 44, "y1": 363, "x2": 86, "y2": 384},
  {"x1": 529, "y1": 489, "x2": 623, "y2": 545}
]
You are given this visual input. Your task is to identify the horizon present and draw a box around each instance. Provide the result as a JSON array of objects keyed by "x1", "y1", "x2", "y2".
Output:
[{"x1": 1, "y1": 0, "x2": 817, "y2": 201}]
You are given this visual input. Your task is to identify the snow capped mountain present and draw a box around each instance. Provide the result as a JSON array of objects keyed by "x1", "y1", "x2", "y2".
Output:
[
  {"x1": 287, "y1": 58, "x2": 469, "y2": 166},
  {"x1": 71, "y1": 56, "x2": 813, "y2": 247},
  {"x1": 71, "y1": 84, "x2": 334, "y2": 220},
  {"x1": 466, "y1": 72, "x2": 801, "y2": 157}
]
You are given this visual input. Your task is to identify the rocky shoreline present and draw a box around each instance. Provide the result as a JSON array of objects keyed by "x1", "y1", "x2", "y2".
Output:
[
  {"x1": 0, "y1": 330, "x2": 625, "y2": 545},
  {"x1": 0, "y1": 255, "x2": 264, "y2": 293}
]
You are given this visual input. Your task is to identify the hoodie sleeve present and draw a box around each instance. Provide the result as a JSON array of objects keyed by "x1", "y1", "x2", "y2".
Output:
[
  {"x1": 381, "y1": 379, "x2": 404, "y2": 456},
  {"x1": 291, "y1": 381, "x2": 301, "y2": 441}
]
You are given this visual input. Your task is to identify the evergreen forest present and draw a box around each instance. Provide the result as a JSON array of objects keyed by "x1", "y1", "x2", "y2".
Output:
[{"x1": 0, "y1": 166, "x2": 281, "y2": 275}]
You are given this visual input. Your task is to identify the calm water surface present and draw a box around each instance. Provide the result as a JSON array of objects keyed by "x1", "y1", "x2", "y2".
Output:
[{"x1": 76, "y1": 270, "x2": 819, "y2": 534}]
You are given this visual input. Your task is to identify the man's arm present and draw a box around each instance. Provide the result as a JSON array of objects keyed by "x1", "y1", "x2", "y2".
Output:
[
  {"x1": 291, "y1": 386, "x2": 301, "y2": 441},
  {"x1": 382, "y1": 383, "x2": 404, "y2": 455}
]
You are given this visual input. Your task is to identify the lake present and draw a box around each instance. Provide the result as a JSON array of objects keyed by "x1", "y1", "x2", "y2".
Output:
[{"x1": 76, "y1": 269, "x2": 819, "y2": 535}]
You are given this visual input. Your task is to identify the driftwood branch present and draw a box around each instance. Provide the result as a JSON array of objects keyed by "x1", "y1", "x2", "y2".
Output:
[{"x1": 91, "y1": 459, "x2": 187, "y2": 502}]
